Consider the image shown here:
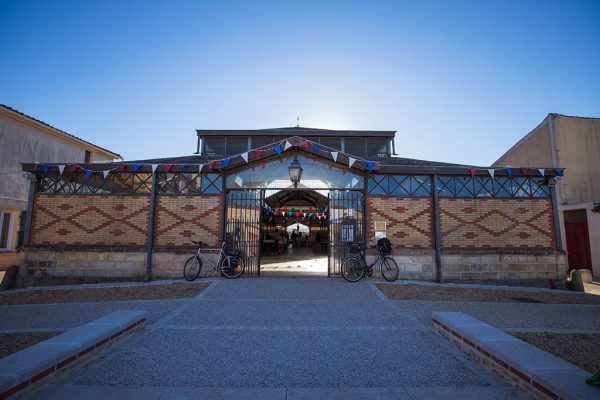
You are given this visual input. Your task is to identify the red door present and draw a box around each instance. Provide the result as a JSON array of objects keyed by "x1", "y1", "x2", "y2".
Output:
[{"x1": 564, "y1": 210, "x2": 592, "y2": 271}]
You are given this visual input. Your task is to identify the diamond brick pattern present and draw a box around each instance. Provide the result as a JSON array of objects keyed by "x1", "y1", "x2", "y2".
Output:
[
  {"x1": 440, "y1": 198, "x2": 555, "y2": 249},
  {"x1": 30, "y1": 195, "x2": 150, "y2": 246},
  {"x1": 367, "y1": 197, "x2": 433, "y2": 249},
  {"x1": 154, "y1": 196, "x2": 222, "y2": 248}
]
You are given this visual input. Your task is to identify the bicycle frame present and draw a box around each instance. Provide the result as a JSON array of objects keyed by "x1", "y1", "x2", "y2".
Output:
[
  {"x1": 347, "y1": 245, "x2": 386, "y2": 274},
  {"x1": 194, "y1": 242, "x2": 233, "y2": 272}
]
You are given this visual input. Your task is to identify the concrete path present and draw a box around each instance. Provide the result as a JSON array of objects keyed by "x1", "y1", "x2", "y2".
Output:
[{"x1": 18, "y1": 278, "x2": 526, "y2": 399}]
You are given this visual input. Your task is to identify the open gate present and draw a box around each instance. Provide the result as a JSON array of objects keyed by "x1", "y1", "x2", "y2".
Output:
[
  {"x1": 224, "y1": 189, "x2": 262, "y2": 276},
  {"x1": 328, "y1": 190, "x2": 365, "y2": 276}
]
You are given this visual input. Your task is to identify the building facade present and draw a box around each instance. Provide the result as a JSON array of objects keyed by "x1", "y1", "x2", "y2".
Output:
[
  {"x1": 0, "y1": 105, "x2": 121, "y2": 269},
  {"x1": 19, "y1": 127, "x2": 566, "y2": 286},
  {"x1": 494, "y1": 114, "x2": 600, "y2": 277}
]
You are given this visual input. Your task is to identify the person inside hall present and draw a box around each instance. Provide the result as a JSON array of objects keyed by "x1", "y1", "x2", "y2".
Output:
[
  {"x1": 272, "y1": 229, "x2": 281, "y2": 255},
  {"x1": 290, "y1": 230, "x2": 298, "y2": 248}
]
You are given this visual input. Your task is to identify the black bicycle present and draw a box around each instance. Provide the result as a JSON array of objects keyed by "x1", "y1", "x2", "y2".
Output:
[{"x1": 341, "y1": 239, "x2": 399, "y2": 282}]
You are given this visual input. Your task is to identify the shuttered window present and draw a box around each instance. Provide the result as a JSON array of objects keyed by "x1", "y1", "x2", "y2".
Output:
[
  {"x1": 252, "y1": 136, "x2": 276, "y2": 148},
  {"x1": 226, "y1": 137, "x2": 248, "y2": 155},
  {"x1": 319, "y1": 137, "x2": 341, "y2": 150},
  {"x1": 345, "y1": 138, "x2": 367, "y2": 157},
  {"x1": 366, "y1": 138, "x2": 388, "y2": 157},
  {"x1": 204, "y1": 137, "x2": 226, "y2": 156}
]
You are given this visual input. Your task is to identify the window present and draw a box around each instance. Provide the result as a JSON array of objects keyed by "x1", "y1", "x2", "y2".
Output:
[
  {"x1": 84, "y1": 151, "x2": 91, "y2": 163},
  {"x1": 226, "y1": 137, "x2": 248, "y2": 155},
  {"x1": 204, "y1": 137, "x2": 226, "y2": 156},
  {"x1": 0, "y1": 212, "x2": 12, "y2": 251}
]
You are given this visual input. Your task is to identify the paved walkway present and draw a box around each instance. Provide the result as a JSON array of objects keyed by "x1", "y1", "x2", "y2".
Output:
[{"x1": 15, "y1": 278, "x2": 528, "y2": 399}]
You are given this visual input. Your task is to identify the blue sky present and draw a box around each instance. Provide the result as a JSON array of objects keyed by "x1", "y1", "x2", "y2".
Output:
[{"x1": 1, "y1": 0, "x2": 599, "y2": 165}]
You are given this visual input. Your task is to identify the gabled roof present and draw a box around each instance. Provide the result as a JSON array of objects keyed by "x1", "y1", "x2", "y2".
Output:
[
  {"x1": 0, "y1": 104, "x2": 122, "y2": 160},
  {"x1": 196, "y1": 126, "x2": 396, "y2": 138},
  {"x1": 23, "y1": 135, "x2": 559, "y2": 178}
]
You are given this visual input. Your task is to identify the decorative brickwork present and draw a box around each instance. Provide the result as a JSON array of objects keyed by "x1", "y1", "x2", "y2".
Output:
[
  {"x1": 367, "y1": 196, "x2": 433, "y2": 249},
  {"x1": 154, "y1": 195, "x2": 222, "y2": 248},
  {"x1": 30, "y1": 194, "x2": 149, "y2": 247},
  {"x1": 439, "y1": 199, "x2": 555, "y2": 249}
]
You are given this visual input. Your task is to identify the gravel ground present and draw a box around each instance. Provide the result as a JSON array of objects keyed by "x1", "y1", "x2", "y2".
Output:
[
  {"x1": 512, "y1": 332, "x2": 600, "y2": 374},
  {"x1": 0, "y1": 331, "x2": 60, "y2": 358},
  {"x1": 377, "y1": 283, "x2": 600, "y2": 304},
  {"x1": 0, "y1": 282, "x2": 209, "y2": 305}
]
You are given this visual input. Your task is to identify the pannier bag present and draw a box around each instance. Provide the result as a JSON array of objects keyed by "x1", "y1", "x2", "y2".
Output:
[{"x1": 377, "y1": 238, "x2": 393, "y2": 255}]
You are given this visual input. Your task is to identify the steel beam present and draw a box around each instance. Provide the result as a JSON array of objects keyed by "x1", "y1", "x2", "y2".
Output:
[
  {"x1": 432, "y1": 174, "x2": 443, "y2": 283},
  {"x1": 145, "y1": 173, "x2": 158, "y2": 282}
]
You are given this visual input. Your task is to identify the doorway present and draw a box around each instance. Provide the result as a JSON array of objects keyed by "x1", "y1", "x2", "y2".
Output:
[
  {"x1": 564, "y1": 209, "x2": 592, "y2": 271},
  {"x1": 260, "y1": 189, "x2": 329, "y2": 277}
]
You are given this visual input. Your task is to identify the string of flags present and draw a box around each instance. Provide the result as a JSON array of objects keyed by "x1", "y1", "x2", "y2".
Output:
[
  {"x1": 33, "y1": 137, "x2": 381, "y2": 177},
  {"x1": 32, "y1": 137, "x2": 564, "y2": 179},
  {"x1": 262, "y1": 206, "x2": 328, "y2": 221}
]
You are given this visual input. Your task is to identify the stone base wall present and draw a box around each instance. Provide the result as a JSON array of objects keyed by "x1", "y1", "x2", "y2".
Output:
[
  {"x1": 20, "y1": 249, "x2": 221, "y2": 286},
  {"x1": 366, "y1": 254, "x2": 435, "y2": 280},
  {"x1": 441, "y1": 253, "x2": 568, "y2": 282}
]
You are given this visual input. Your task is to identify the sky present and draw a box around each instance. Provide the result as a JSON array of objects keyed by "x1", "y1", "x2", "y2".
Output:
[{"x1": 1, "y1": 0, "x2": 599, "y2": 166}]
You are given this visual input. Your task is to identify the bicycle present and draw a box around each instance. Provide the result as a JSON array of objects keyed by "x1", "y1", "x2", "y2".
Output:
[
  {"x1": 341, "y1": 239, "x2": 399, "y2": 282},
  {"x1": 183, "y1": 240, "x2": 245, "y2": 281}
]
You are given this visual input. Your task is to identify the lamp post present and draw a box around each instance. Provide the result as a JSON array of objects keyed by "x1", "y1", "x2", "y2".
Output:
[{"x1": 288, "y1": 156, "x2": 303, "y2": 188}]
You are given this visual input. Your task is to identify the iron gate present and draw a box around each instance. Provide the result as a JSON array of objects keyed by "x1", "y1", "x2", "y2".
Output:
[
  {"x1": 328, "y1": 190, "x2": 365, "y2": 276},
  {"x1": 224, "y1": 189, "x2": 262, "y2": 276}
]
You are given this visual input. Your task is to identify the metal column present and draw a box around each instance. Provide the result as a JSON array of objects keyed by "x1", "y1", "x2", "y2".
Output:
[
  {"x1": 432, "y1": 174, "x2": 443, "y2": 283},
  {"x1": 145, "y1": 173, "x2": 158, "y2": 282},
  {"x1": 550, "y1": 184, "x2": 564, "y2": 251}
]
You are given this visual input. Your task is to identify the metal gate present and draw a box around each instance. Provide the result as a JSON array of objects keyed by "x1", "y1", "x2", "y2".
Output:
[
  {"x1": 224, "y1": 189, "x2": 262, "y2": 276},
  {"x1": 328, "y1": 190, "x2": 365, "y2": 276}
]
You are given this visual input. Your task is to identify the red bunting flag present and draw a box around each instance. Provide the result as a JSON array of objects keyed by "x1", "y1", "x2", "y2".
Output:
[
  {"x1": 303, "y1": 140, "x2": 310, "y2": 149},
  {"x1": 309, "y1": 207, "x2": 313, "y2": 211},
  {"x1": 520, "y1": 167, "x2": 528, "y2": 175},
  {"x1": 165, "y1": 164, "x2": 172, "y2": 173},
  {"x1": 207, "y1": 161, "x2": 215, "y2": 169},
  {"x1": 118, "y1": 164, "x2": 127, "y2": 171},
  {"x1": 273, "y1": 209, "x2": 277, "y2": 216},
  {"x1": 469, "y1": 168, "x2": 477, "y2": 178},
  {"x1": 255, "y1": 150, "x2": 263, "y2": 158},
  {"x1": 70, "y1": 164, "x2": 80, "y2": 172},
  {"x1": 295, "y1": 211, "x2": 299, "y2": 217}
]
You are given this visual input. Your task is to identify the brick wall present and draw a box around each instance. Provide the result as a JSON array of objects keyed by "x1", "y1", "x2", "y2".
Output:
[
  {"x1": 30, "y1": 194, "x2": 149, "y2": 247},
  {"x1": 367, "y1": 196, "x2": 433, "y2": 249},
  {"x1": 439, "y1": 198, "x2": 555, "y2": 249},
  {"x1": 154, "y1": 195, "x2": 222, "y2": 248}
]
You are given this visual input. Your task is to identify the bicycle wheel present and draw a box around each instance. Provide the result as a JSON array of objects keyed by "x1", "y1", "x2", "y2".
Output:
[
  {"x1": 221, "y1": 256, "x2": 245, "y2": 278},
  {"x1": 183, "y1": 256, "x2": 202, "y2": 281},
  {"x1": 342, "y1": 256, "x2": 365, "y2": 282},
  {"x1": 381, "y1": 256, "x2": 399, "y2": 282}
]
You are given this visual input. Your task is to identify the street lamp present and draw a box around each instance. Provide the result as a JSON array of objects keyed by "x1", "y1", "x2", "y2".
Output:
[{"x1": 288, "y1": 156, "x2": 303, "y2": 188}]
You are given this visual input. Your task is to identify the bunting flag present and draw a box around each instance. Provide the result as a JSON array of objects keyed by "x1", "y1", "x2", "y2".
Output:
[
  {"x1": 313, "y1": 145, "x2": 320, "y2": 153},
  {"x1": 273, "y1": 209, "x2": 277, "y2": 216},
  {"x1": 520, "y1": 167, "x2": 528, "y2": 175},
  {"x1": 331, "y1": 151, "x2": 339, "y2": 162},
  {"x1": 151, "y1": 164, "x2": 158, "y2": 173},
  {"x1": 255, "y1": 149, "x2": 263, "y2": 158},
  {"x1": 303, "y1": 140, "x2": 310, "y2": 149},
  {"x1": 58, "y1": 165, "x2": 65, "y2": 175},
  {"x1": 303, "y1": 213, "x2": 306, "y2": 217},
  {"x1": 71, "y1": 164, "x2": 80, "y2": 172},
  {"x1": 323, "y1": 214, "x2": 327, "y2": 220},
  {"x1": 223, "y1": 158, "x2": 231, "y2": 167},
  {"x1": 241, "y1": 152, "x2": 249, "y2": 163},
  {"x1": 165, "y1": 164, "x2": 173, "y2": 173},
  {"x1": 555, "y1": 169, "x2": 563, "y2": 176},
  {"x1": 274, "y1": 145, "x2": 281, "y2": 155},
  {"x1": 85, "y1": 169, "x2": 93, "y2": 177},
  {"x1": 538, "y1": 168, "x2": 545, "y2": 177},
  {"x1": 133, "y1": 164, "x2": 142, "y2": 171},
  {"x1": 42, "y1": 164, "x2": 50, "y2": 174},
  {"x1": 199, "y1": 164, "x2": 204, "y2": 173},
  {"x1": 295, "y1": 211, "x2": 299, "y2": 217},
  {"x1": 103, "y1": 170, "x2": 110, "y2": 179},
  {"x1": 207, "y1": 161, "x2": 215, "y2": 169},
  {"x1": 367, "y1": 161, "x2": 374, "y2": 172},
  {"x1": 348, "y1": 157, "x2": 357, "y2": 168},
  {"x1": 284, "y1": 141, "x2": 292, "y2": 151},
  {"x1": 469, "y1": 168, "x2": 477, "y2": 178},
  {"x1": 118, "y1": 164, "x2": 127, "y2": 171},
  {"x1": 183, "y1": 164, "x2": 190, "y2": 168},
  {"x1": 487, "y1": 169, "x2": 495, "y2": 179},
  {"x1": 505, "y1": 167, "x2": 513, "y2": 177}
]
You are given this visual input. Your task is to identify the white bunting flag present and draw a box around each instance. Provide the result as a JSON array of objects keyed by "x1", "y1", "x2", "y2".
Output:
[
  {"x1": 331, "y1": 151, "x2": 339, "y2": 162},
  {"x1": 58, "y1": 165, "x2": 65, "y2": 175},
  {"x1": 284, "y1": 141, "x2": 292, "y2": 151},
  {"x1": 103, "y1": 170, "x2": 110, "y2": 179},
  {"x1": 241, "y1": 152, "x2": 249, "y2": 163},
  {"x1": 151, "y1": 164, "x2": 158, "y2": 173},
  {"x1": 348, "y1": 157, "x2": 357, "y2": 168},
  {"x1": 487, "y1": 169, "x2": 495, "y2": 179},
  {"x1": 538, "y1": 168, "x2": 545, "y2": 177},
  {"x1": 199, "y1": 164, "x2": 204, "y2": 173}
]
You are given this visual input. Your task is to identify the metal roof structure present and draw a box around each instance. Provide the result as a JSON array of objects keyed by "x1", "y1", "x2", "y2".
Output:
[{"x1": 196, "y1": 126, "x2": 396, "y2": 138}]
